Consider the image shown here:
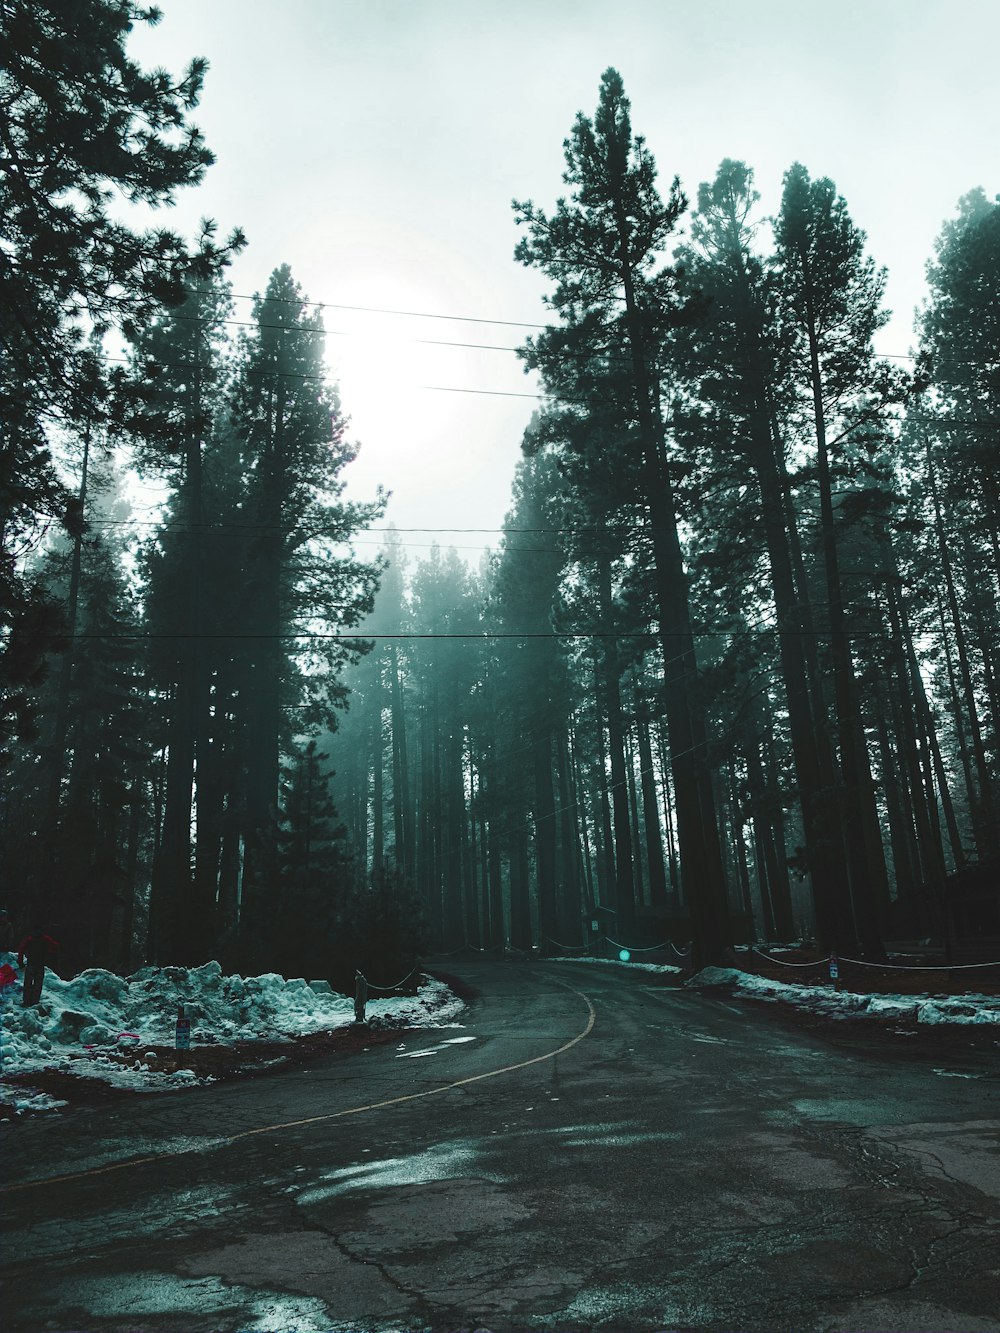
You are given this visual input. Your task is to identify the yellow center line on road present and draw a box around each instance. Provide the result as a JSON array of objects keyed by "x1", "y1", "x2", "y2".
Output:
[{"x1": 1, "y1": 979, "x2": 596, "y2": 1196}]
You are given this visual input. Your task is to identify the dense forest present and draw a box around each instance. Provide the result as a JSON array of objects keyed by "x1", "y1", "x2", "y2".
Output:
[{"x1": 3, "y1": 8, "x2": 1000, "y2": 981}]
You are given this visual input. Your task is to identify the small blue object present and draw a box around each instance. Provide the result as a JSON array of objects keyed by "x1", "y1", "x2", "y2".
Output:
[
  {"x1": 176, "y1": 1005, "x2": 191, "y2": 1050},
  {"x1": 618, "y1": 948, "x2": 631, "y2": 962}
]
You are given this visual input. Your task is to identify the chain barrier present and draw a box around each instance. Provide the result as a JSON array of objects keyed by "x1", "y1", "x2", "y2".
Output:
[
  {"x1": 544, "y1": 936, "x2": 589, "y2": 952},
  {"x1": 363, "y1": 966, "x2": 420, "y2": 993},
  {"x1": 669, "y1": 942, "x2": 692, "y2": 957},
  {"x1": 604, "y1": 936, "x2": 679, "y2": 955},
  {"x1": 839, "y1": 955, "x2": 1000, "y2": 971},
  {"x1": 752, "y1": 947, "x2": 832, "y2": 968},
  {"x1": 752, "y1": 947, "x2": 1000, "y2": 974}
]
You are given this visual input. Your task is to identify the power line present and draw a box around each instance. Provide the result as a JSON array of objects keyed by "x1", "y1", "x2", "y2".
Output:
[
  {"x1": 136, "y1": 289, "x2": 999, "y2": 369},
  {"x1": 85, "y1": 521, "x2": 653, "y2": 533},
  {"x1": 134, "y1": 309, "x2": 528, "y2": 354},
  {"x1": 422, "y1": 383, "x2": 540, "y2": 399},
  {"x1": 97, "y1": 352, "x2": 1000, "y2": 425},
  {"x1": 45, "y1": 626, "x2": 931, "y2": 642},
  {"x1": 199, "y1": 289, "x2": 547, "y2": 331},
  {"x1": 129, "y1": 306, "x2": 1000, "y2": 374},
  {"x1": 102, "y1": 351, "x2": 540, "y2": 398}
]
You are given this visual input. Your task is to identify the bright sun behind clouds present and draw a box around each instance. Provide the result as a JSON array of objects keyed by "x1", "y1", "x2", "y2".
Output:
[
  {"x1": 323, "y1": 279, "x2": 480, "y2": 517},
  {"x1": 308, "y1": 220, "x2": 540, "y2": 537}
]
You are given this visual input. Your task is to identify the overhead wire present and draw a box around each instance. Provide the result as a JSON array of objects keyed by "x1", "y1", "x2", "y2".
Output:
[
  {"x1": 95, "y1": 349, "x2": 1000, "y2": 424},
  {"x1": 39, "y1": 624, "x2": 937, "y2": 642},
  {"x1": 198, "y1": 289, "x2": 548, "y2": 330},
  {"x1": 116, "y1": 287, "x2": 1000, "y2": 369}
]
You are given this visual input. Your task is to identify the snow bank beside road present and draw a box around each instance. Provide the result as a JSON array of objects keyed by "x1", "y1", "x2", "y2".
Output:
[
  {"x1": 554, "y1": 953, "x2": 1000, "y2": 1028},
  {"x1": 551, "y1": 956, "x2": 683, "y2": 977},
  {"x1": 686, "y1": 965, "x2": 1000, "y2": 1026},
  {"x1": 0, "y1": 955, "x2": 463, "y2": 1114}
]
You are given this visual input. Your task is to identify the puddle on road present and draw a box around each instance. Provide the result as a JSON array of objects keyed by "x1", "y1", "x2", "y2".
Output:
[
  {"x1": 290, "y1": 1116, "x2": 691, "y2": 1208},
  {"x1": 291, "y1": 1140, "x2": 502, "y2": 1205},
  {"x1": 289, "y1": 1117, "x2": 672, "y2": 1207},
  {"x1": 395, "y1": 1035, "x2": 477, "y2": 1059},
  {"x1": 17, "y1": 1270, "x2": 336, "y2": 1333},
  {"x1": 12, "y1": 1132, "x2": 232, "y2": 1186},
  {"x1": 553, "y1": 1281, "x2": 715, "y2": 1330},
  {"x1": 9, "y1": 1184, "x2": 234, "y2": 1263},
  {"x1": 787, "y1": 1098, "x2": 889, "y2": 1125},
  {"x1": 561, "y1": 1129, "x2": 682, "y2": 1148}
]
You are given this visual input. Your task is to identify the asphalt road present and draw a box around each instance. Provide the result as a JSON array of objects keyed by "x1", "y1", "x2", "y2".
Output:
[{"x1": 3, "y1": 960, "x2": 1000, "y2": 1333}]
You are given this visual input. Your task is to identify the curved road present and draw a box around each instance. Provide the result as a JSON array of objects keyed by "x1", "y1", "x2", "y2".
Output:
[{"x1": 3, "y1": 960, "x2": 1000, "y2": 1332}]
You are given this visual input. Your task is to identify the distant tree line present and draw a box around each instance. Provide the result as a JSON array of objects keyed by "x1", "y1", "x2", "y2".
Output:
[{"x1": 2, "y1": 22, "x2": 999, "y2": 977}]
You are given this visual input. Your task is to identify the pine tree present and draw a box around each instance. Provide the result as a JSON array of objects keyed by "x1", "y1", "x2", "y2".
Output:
[
  {"x1": 0, "y1": 0, "x2": 242, "y2": 750},
  {"x1": 4, "y1": 476, "x2": 151, "y2": 970},
  {"x1": 228, "y1": 266, "x2": 384, "y2": 969},
  {"x1": 513, "y1": 69, "x2": 730, "y2": 964},
  {"x1": 493, "y1": 450, "x2": 572, "y2": 950},
  {"x1": 273, "y1": 740, "x2": 352, "y2": 979},
  {"x1": 774, "y1": 164, "x2": 893, "y2": 957},
  {"x1": 408, "y1": 545, "x2": 481, "y2": 949},
  {"x1": 131, "y1": 281, "x2": 235, "y2": 963},
  {"x1": 675, "y1": 160, "x2": 855, "y2": 949},
  {"x1": 918, "y1": 189, "x2": 1000, "y2": 857}
]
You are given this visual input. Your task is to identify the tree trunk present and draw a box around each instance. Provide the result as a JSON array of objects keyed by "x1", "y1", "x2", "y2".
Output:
[
  {"x1": 508, "y1": 826, "x2": 532, "y2": 950},
  {"x1": 556, "y1": 729, "x2": 583, "y2": 943},
  {"x1": 597, "y1": 556, "x2": 636, "y2": 928},
  {"x1": 801, "y1": 299, "x2": 887, "y2": 958},
  {"x1": 533, "y1": 728, "x2": 558, "y2": 951},
  {"x1": 625, "y1": 721, "x2": 645, "y2": 908},
  {"x1": 927, "y1": 434, "x2": 997, "y2": 855},
  {"x1": 371, "y1": 687, "x2": 384, "y2": 878},
  {"x1": 635, "y1": 682, "x2": 668, "y2": 906}
]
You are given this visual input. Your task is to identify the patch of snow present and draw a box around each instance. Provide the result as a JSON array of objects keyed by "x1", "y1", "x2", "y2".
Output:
[
  {"x1": 686, "y1": 966, "x2": 743, "y2": 988},
  {"x1": 690, "y1": 966, "x2": 1000, "y2": 1027},
  {"x1": 551, "y1": 956, "x2": 683, "y2": 976},
  {"x1": 1, "y1": 1086, "x2": 68, "y2": 1116},
  {"x1": 568, "y1": 952, "x2": 1000, "y2": 1028},
  {"x1": 0, "y1": 951, "x2": 463, "y2": 1105}
]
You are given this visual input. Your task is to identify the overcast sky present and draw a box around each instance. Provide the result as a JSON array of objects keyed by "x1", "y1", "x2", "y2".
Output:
[{"x1": 128, "y1": 0, "x2": 1000, "y2": 558}]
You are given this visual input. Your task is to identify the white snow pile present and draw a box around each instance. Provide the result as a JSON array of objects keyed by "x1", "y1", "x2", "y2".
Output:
[
  {"x1": 685, "y1": 965, "x2": 1000, "y2": 1027},
  {"x1": 550, "y1": 952, "x2": 1000, "y2": 1027},
  {"x1": 0, "y1": 954, "x2": 464, "y2": 1115},
  {"x1": 552, "y1": 955, "x2": 683, "y2": 977}
]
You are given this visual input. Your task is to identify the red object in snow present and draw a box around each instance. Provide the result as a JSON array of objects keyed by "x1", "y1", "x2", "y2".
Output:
[
  {"x1": 0, "y1": 963, "x2": 17, "y2": 991},
  {"x1": 17, "y1": 932, "x2": 59, "y2": 968}
]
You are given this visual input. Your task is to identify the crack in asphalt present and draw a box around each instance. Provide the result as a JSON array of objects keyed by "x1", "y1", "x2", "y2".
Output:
[
  {"x1": 287, "y1": 1192, "x2": 442, "y2": 1327},
  {"x1": 806, "y1": 1120, "x2": 1000, "y2": 1321},
  {"x1": 903, "y1": 1139, "x2": 978, "y2": 1191}
]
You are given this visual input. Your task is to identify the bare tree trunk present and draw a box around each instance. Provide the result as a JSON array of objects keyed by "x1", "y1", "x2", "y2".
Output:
[
  {"x1": 597, "y1": 556, "x2": 636, "y2": 927},
  {"x1": 927, "y1": 434, "x2": 997, "y2": 855}
]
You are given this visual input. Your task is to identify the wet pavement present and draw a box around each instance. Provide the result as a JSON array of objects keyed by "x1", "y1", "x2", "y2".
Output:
[{"x1": 3, "y1": 960, "x2": 1000, "y2": 1331}]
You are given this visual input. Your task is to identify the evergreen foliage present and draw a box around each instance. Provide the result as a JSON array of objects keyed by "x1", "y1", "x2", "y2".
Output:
[
  {"x1": 0, "y1": 0, "x2": 243, "y2": 753},
  {"x1": 6, "y1": 47, "x2": 1000, "y2": 983}
]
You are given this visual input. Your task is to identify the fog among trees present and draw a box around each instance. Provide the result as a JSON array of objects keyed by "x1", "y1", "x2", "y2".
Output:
[{"x1": 4, "y1": 8, "x2": 1000, "y2": 979}]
